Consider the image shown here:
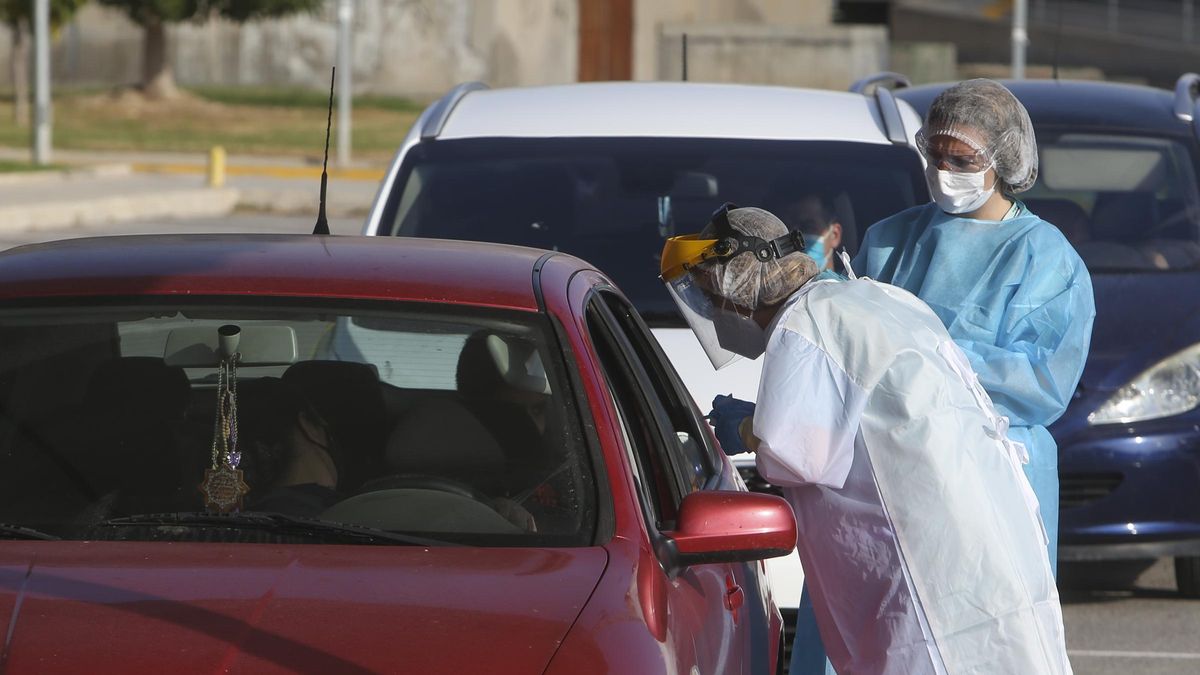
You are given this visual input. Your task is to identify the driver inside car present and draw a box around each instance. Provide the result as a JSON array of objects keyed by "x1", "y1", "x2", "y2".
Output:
[{"x1": 246, "y1": 381, "x2": 343, "y2": 518}]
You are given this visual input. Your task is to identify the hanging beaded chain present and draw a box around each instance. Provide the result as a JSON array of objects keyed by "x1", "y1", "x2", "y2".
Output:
[{"x1": 209, "y1": 353, "x2": 242, "y2": 471}]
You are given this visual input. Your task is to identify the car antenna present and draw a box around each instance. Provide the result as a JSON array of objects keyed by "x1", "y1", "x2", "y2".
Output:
[
  {"x1": 313, "y1": 66, "x2": 335, "y2": 235},
  {"x1": 681, "y1": 33, "x2": 688, "y2": 81}
]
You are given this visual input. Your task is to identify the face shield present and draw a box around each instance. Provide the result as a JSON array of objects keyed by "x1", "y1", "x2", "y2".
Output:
[{"x1": 660, "y1": 204, "x2": 807, "y2": 370}]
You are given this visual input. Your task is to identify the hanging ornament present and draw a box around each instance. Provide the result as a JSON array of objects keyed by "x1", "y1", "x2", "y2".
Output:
[{"x1": 200, "y1": 351, "x2": 250, "y2": 512}]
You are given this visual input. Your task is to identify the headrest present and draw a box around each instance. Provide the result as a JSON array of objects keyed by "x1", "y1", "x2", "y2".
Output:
[
  {"x1": 85, "y1": 357, "x2": 189, "y2": 422},
  {"x1": 456, "y1": 332, "x2": 550, "y2": 399},
  {"x1": 385, "y1": 397, "x2": 506, "y2": 475},
  {"x1": 281, "y1": 361, "x2": 385, "y2": 424},
  {"x1": 1024, "y1": 198, "x2": 1090, "y2": 244},
  {"x1": 1091, "y1": 191, "x2": 1157, "y2": 243}
]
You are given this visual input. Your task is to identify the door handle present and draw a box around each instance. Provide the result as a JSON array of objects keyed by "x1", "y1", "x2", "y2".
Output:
[{"x1": 724, "y1": 574, "x2": 744, "y2": 614}]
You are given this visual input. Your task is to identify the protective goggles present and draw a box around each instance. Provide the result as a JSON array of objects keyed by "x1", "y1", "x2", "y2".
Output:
[
  {"x1": 659, "y1": 203, "x2": 807, "y2": 282},
  {"x1": 915, "y1": 127, "x2": 995, "y2": 174}
]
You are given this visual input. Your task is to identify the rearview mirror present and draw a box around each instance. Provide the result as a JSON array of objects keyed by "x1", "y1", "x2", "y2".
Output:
[
  {"x1": 665, "y1": 490, "x2": 796, "y2": 568},
  {"x1": 164, "y1": 325, "x2": 298, "y2": 367}
]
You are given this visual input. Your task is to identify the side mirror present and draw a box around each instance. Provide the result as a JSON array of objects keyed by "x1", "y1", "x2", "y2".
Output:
[{"x1": 665, "y1": 490, "x2": 796, "y2": 568}]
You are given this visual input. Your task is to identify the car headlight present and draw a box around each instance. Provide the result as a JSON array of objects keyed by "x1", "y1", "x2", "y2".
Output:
[{"x1": 1089, "y1": 343, "x2": 1200, "y2": 425}]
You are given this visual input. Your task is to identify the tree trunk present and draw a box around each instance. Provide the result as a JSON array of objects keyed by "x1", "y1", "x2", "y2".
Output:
[
  {"x1": 141, "y1": 18, "x2": 178, "y2": 100},
  {"x1": 11, "y1": 20, "x2": 30, "y2": 127}
]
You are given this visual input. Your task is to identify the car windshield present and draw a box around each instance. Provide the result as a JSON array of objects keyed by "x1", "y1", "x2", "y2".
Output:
[
  {"x1": 1023, "y1": 131, "x2": 1200, "y2": 272},
  {"x1": 379, "y1": 137, "x2": 928, "y2": 322},
  {"x1": 0, "y1": 299, "x2": 595, "y2": 546}
]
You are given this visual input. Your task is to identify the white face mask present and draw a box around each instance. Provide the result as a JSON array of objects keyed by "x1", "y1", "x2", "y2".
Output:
[{"x1": 925, "y1": 164, "x2": 995, "y2": 215}]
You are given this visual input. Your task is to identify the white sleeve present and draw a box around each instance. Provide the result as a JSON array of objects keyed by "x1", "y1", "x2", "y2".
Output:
[{"x1": 753, "y1": 327, "x2": 867, "y2": 489}]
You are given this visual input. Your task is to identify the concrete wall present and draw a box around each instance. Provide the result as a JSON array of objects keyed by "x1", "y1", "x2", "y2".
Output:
[
  {"x1": 1, "y1": 0, "x2": 895, "y2": 97},
  {"x1": 634, "y1": 0, "x2": 835, "y2": 80},
  {"x1": 892, "y1": 4, "x2": 1198, "y2": 89},
  {"x1": 16, "y1": 0, "x2": 577, "y2": 99},
  {"x1": 656, "y1": 22, "x2": 888, "y2": 90}
]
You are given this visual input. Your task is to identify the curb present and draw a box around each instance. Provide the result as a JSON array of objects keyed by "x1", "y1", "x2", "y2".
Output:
[
  {"x1": 0, "y1": 187, "x2": 240, "y2": 232},
  {"x1": 0, "y1": 163, "x2": 134, "y2": 186}
]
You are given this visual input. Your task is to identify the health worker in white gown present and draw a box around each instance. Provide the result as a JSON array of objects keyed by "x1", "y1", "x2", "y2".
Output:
[{"x1": 661, "y1": 204, "x2": 1072, "y2": 674}]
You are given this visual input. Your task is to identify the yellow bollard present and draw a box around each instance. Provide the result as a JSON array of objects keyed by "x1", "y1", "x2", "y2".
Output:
[{"x1": 207, "y1": 146, "x2": 226, "y2": 188}]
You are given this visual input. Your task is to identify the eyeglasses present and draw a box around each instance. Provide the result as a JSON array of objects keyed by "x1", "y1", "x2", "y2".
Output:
[{"x1": 915, "y1": 128, "x2": 994, "y2": 174}]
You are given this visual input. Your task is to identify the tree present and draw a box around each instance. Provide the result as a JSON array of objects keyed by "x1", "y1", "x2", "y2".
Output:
[
  {"x1": 97, "y1": 0, "x2": 324, "y2": 100},
  {"x1": 1, "y1": 0, "x2": 87, "y2": 126}
]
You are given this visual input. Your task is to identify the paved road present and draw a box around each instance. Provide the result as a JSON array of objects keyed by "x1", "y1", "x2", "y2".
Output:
[
  {"x1": 2, "y1": 213, "x2": 1197, "y2": 674},
  {"x1": 1060, "y1": 558, "x2": 1200, "y2": 675}
]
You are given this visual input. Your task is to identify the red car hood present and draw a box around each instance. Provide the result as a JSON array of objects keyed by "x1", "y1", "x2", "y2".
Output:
[{"x1": 0, "y1": 542, "x2": 608, "y2": 675}]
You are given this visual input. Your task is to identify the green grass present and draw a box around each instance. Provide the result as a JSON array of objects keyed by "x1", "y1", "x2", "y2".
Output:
[
  {"x1": 188, "y1": 85, "x2": 425, "y2": 113},
  {"x1": 0, "y1": 88, "x2": 420, "y2": 160}
]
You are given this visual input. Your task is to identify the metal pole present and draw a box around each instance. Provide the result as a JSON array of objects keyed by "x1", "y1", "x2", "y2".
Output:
[
  {"x1": 1012, "y1": 0, "x2": 1028, "y2": 80},
  {"x1": 336, "y1": 0, "x2": 352, "y2": 167},
  {"x1": 32, "y1": 0, "x2": 51, "y2": 165}
]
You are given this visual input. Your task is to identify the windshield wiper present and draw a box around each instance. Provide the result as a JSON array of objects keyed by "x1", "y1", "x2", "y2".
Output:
[
  {"x1": 97, "y1": 512, "x2": 450, "y2": 546},
  {"x1": 0, "y1": 522, "x2": 60, "y2": 541}
]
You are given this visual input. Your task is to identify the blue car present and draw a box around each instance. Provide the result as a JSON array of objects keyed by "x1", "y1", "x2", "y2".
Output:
[{"x1": 899, "y1": 76, "x2": 1200, "y2": 597}]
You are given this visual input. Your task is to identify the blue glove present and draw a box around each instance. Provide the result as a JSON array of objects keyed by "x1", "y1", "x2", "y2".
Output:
[{"x1": 707, "y1": 394, "x2": 756, "y2": 456}]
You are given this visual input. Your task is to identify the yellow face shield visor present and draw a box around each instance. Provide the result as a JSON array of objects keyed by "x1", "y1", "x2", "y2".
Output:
[{"x1": 659, "y1": 234, "x2": 724, "y2": 283}]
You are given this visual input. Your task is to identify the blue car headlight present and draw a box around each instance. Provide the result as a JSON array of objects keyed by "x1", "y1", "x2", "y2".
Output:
[{"x1": 1089, "y1": 343, "x2": 1200, "y2": 425}]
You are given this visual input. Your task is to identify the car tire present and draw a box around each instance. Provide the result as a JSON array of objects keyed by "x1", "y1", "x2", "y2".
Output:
[{"x1": 1175, "y1": 556, "x2": 1200, "y2": 598}]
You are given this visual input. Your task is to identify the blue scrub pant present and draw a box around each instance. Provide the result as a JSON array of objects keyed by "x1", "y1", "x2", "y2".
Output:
[{"x1": 789, "y1": 584, "x2": 835, "y2": 675}]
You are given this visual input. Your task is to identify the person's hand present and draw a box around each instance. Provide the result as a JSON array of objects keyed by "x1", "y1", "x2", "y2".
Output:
[{"x1": 706, "y1": 394, "x2": 756, "y2": 455}]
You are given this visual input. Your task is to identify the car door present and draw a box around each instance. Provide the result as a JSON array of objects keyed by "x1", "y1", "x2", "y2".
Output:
[{"x1": 580, "y1": 282, "x2": 772, "y2": 673}]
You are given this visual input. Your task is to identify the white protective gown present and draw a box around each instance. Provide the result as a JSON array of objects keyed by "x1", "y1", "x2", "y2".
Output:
[{"x1": 753, "y1": 276, "x2": 1072, "y2": 675}]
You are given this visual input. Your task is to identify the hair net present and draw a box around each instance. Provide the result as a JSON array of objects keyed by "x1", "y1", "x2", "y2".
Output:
[
  {"x1": 695, "y1": 207, "x2": 818, "y2": 309},
  {"x1": 922, "y1": 79, "x2": 1038, "y2": 193}
]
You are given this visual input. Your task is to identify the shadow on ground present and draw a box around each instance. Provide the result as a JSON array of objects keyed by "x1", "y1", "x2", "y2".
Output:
[{"x1": 1059, "y1": 558, "x2": 1182, "y2": 604}]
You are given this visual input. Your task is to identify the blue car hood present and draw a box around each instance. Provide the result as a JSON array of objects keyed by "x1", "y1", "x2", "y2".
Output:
[{"x1": 1078, "y1": 271, "x2": 1200, "y2": 394}]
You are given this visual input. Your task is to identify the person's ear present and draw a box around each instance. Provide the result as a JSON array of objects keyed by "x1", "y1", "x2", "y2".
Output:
[{"x1": 829, "y1": 221, "x2": 843, "y2": 249}]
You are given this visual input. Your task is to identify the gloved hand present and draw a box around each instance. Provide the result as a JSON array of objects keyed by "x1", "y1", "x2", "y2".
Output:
[{"x1": 707, "y1": 394, "x2": 756, "y2": 456}]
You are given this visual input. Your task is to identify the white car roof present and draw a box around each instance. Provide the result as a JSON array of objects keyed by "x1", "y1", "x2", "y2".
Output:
[{"x1": 438, "y1": 82, "x2": 898, "y2": 144}]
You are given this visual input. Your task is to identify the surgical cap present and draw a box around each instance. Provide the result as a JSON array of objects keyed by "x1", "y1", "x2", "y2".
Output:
[
  {"x1": 924, "y1": 79, "x2": 1038, "y2": 193},
  {"x1": 696, "y1": 207, "x2": 818, "y2": 309}
]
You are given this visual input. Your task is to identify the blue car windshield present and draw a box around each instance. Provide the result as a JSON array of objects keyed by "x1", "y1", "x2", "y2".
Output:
[
  {"x1": 380, "y1": 137, "x2": 927, "y2": 323},
  {"x1": 1023, "y1": 131, "x2": 1200, "y2": 273}
]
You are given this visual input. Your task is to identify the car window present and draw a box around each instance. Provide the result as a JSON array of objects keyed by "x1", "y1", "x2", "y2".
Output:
[
  {"x1": 0, "y1": 300, "x2": 595, "y2": 546},
  {"x1": 585, "y1": 298, "x2": 678, "y2": 528},
  {"x1": 1023, "y1": 132, "x2": 1200, "y2": 272},
  {"x1": 382, "y1": 137, "x2": 927, "y2": 321},
  {"x1": 596, "y1": 290, "x2": 719, "y2": 493}
]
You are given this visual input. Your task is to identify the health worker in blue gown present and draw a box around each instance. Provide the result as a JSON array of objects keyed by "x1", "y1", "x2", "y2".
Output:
[{"x1": 792, "y1": 78, "x2": 1095, "y2": 675}]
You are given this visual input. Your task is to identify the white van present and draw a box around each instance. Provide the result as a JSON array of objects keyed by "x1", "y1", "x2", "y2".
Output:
[{"x1": 361, "y1": 79, "x2": 928, "y2": 658}]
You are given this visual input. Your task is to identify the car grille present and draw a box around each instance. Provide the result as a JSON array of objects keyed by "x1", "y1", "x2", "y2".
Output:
[
  {"x1": 737, "y1": 463, "x2": 784, "y2": 498},
  {"x1": 1060, "y1": 472, "x2": 1123, "y2": 509}
]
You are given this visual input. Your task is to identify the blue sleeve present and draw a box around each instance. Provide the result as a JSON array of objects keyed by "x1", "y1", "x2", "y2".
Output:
[{"x1": 953, "y1": 239, "x2": 1096, "y2": 427}]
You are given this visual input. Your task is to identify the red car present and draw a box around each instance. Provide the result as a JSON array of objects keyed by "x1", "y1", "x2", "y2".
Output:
[{"x1": 0, "y1": 234, "x2": 794, "y2": 674}]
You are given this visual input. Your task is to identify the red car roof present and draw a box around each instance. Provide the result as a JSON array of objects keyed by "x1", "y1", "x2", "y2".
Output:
[{"x1": 0, "y1": 234, "x2": 552, "y2": 310}]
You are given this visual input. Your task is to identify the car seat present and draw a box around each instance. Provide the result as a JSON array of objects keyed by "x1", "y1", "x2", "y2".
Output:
[
  {"x1": 1091, "y1": 191, "x2": 1157, "y2": 243},
  {"x1": 1075, "y1": 192, "x2": 1158, "y2": 269},
  {"x1": 79, "y1": 357, "x2": 193, "y2": 518}
]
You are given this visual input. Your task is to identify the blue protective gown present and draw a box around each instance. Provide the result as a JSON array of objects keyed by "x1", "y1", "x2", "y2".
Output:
[{"x1": 790, "y1": 200, "x2": 1094, "y2": 675}]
